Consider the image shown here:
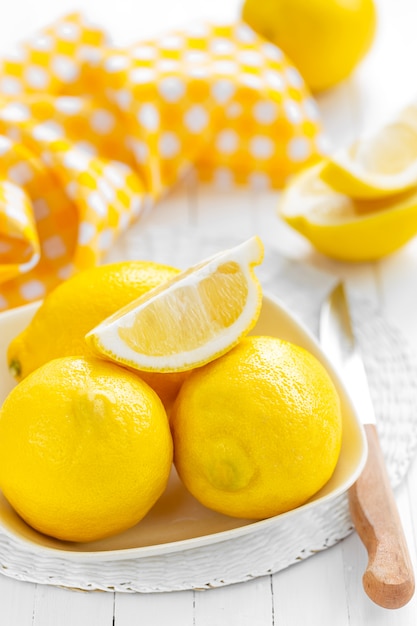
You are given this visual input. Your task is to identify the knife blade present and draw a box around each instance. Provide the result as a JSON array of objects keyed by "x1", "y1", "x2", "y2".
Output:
[{"x1": 320, "y1": 283, "x2": 415, "y2": 609}]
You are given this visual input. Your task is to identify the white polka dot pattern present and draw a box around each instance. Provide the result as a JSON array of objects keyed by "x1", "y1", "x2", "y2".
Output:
[{"x1": 0, "y1": 12, "x2": 321, "y2": 310}]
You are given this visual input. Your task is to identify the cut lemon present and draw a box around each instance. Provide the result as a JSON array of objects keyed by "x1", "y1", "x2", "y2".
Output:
[
  {"x1": 86, "y1": 237, "x2": 264, "y2": 372},
  {"x1": 279, "y1": 161, "x2": 417, "y2": 261},
  {"x1": 321, "y1": 105, "x2": 417, "y2": 198}
]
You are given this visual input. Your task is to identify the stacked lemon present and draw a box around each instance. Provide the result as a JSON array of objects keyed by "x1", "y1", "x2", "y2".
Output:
[
  {"x1": 0, "y1": 237, "x2": 342, "y2": 542},
  {"x1": 279, "y1": 104, "x2": 417, "y2": 261}
]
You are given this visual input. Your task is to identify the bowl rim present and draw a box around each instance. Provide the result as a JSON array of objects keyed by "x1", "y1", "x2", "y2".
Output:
[{"x1": 0, "y1": 291, "x2": 367, "y2": 562}]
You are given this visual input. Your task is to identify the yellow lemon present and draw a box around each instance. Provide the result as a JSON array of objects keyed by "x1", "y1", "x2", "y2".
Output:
[
  {"x1": 321, "y1": 104, "x2": 417, "y2": 198},
  {"x1": 279, "y1": 161, "x2": 417, "y2": 261},
  {"x1": 87, "y1": 237, "x2": 264, "y2": 373},
  {"x1": 170, "y1": 336, "x2": 342, "y2": 519},
  {"x1": 0, "y1": 356, "x2": 173, "y2": 543},
  {"x1": 242, "y1": 0, "x2": 376, "y2": 93},
  {"x1": 7, "y1": 260, "x2": 185, "y2": 408}
]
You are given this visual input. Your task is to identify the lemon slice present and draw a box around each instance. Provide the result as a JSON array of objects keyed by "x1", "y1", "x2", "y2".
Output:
[
  {"x1": 86, "y1": 237, "x2": 264, "y2": 372},
  {"x1": 279, "y1": 162, "x2": 417, "y2": 261},
  {"x1": 321, "y1": 106, "x2": 417, "y2": 198}
]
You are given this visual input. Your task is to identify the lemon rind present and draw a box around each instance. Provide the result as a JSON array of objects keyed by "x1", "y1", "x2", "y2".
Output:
[{"x1": 321, "y1": 154, "x2": 417, "y2": 199}]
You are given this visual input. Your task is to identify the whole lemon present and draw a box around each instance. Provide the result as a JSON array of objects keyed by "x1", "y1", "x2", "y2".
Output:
[
  {"x1": 242, "y1": 0, "x2": 377, "y2": 93},
  {"x1": 7, "y1": 260, "x2": 186, "y2": 407},
  {"x1": 0, "y1": 356, "x2": 173, "y2": 543},
  {"x1": 171, "y1": 336, "x2": 342, "y2": 519}
]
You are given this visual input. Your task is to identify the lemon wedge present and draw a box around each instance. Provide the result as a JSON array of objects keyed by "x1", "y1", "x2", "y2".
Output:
[
  {"x1": 321, "y1": 106, "x2": 417, "y2": 198},
  {"x1": 86, "y1": 237, "x2": 264, "y2": 372},
  {"x1": 279, "y1": 162, "x2": 417, "y2": 261}
]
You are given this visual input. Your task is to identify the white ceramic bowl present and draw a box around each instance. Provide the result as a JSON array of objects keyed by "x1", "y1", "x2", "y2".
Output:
[{"x1": 0, "y1": 292, "x2": 367, "y2": 592}]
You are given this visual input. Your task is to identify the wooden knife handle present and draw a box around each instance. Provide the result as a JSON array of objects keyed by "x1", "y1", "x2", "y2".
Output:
[{"x1": 348, "y1": 423, "x2": 415, "y2": 609}]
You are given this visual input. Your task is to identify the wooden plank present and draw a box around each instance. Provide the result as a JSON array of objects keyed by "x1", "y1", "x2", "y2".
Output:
[
  {"x1": 251, "y1": 190, "x2": 311, "y2": 259},
  {"x1": 194, "y1": 577, "x2": 274, "y2": 626},
  {"x1": 272, "y1": 546, "x2": 349, "y2": 625},
  {"x1": 33, "y1": 586, "x2": 114, "y2": 626},
  {"x1": 316, "y1": 80, "x2": 361, "y2": 151},
  {"x1": 115, "y1": 590, "x2": 194, "y2": 626},
  {"x1": 105, "y1": 187, "x2": 194, "y2": 267},
  {"x1": 1, "y1": 576, "x2": 36, "y2": 626},
  {"x1": 354, "y1": 0, "x2": 417, "y2": 132},
  {"x1": 376, "y1": 240, "x2": 417, "y2": 349},
  {"x1": 147, "y1": 174, "x2": 195, "y2": 228},
  {"x1": 193, "y1": 185, "x2": 256, "y2": 241}
]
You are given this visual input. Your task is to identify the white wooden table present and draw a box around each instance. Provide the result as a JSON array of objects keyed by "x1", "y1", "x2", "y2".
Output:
[{"x1": 2, "y1": 0, "x2": 417, "y2": 623}]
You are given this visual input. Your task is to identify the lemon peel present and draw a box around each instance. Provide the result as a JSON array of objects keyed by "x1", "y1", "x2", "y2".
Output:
[
  {"x1": 242, "y1": 0, "x2": 376, "y2": 93},
  {"x1": 321, "y1": 108, "x2": 417, "y2": 198},
  {"x1": 7, "y1": 260, "x2": 181, "y2": 382},
  {"x1": 0, "y1": 356, "x2": 173, "y2": 543},
  {"x1": 171, "y1": 336, "x2": 342, "y2": 519},
  {"x1": 7, "y1": 260, "x2": 186, "y2": 408}
]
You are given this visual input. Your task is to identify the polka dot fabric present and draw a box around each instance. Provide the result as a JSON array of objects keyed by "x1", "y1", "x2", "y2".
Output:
[{"x1": 0, "y1": 13, "x2": 322, "y2": 310}]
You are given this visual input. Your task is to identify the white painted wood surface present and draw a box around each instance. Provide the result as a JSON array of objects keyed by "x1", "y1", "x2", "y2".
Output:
[{"x1": 1, "y1": 0, "x2": 417, "y2": 623}]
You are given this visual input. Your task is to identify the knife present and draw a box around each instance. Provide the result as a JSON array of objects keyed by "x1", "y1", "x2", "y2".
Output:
[{"x1": 320, "y1": 283, "x2": 415, "y2": 609}]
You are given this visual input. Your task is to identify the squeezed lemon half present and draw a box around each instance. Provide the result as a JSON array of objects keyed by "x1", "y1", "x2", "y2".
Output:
[
  {"x1": 321, "y1": 104, "x2": 417, "y2": 198},
  {"x1": 279, "y1": 161, "x2": 417, "y2": 261}
]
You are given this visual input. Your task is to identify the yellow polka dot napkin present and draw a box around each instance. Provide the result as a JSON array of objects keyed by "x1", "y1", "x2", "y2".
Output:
[{"x1": 0, "y1": 12, "x2": 322, "y2": 311}]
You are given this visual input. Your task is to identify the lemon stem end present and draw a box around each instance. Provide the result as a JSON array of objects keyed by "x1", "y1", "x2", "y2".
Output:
[{"x1": 9, "y1": 360, "x2": 22, "y2": 380}]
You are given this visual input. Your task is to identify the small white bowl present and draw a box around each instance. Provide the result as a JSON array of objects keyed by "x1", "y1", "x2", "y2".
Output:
[{"x1": 0, "y1": 292, "x2": 366, "y2": 592}]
